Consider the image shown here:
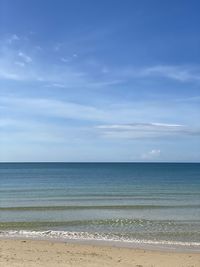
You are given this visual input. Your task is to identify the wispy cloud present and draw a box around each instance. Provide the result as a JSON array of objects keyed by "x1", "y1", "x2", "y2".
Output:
[
  {"x1": 53, "y1": 42, "x2": 64, "y2": 51},
  {"x1": 141, "y1": 65, "x2": 200, "y2": 82},
  {"x1": 18, "y1": 51, "x2": 32, "y2": 63},
  {"x1": 0, "y1": 36, "x2": 34, "y2": 80},
  {"x1": 0, "y1": 118, "x2": 77, "y2": 143},
  {"x1": 14, "y1": 61, "x2": 25, "y2": 67},
  {"x1": 6, "y1": 34, "x2": 20, "y2": 44},
  {"x1": 0, "y1": 96, "x2": 108, "y2": 122},
  {"x1": 2, "y1": 34, "x2": 200, "y2": 89},
  {"x1": 0, "y1": 69, "x2": 23, "y2": 80},
  {"x1": 0, "y1": 35, "x2": 121, "y2": 89},
  {"x1": 60, "y1": 57, "x2": 70, "y2": 63},
  {"x1": 176, "y1": 95, "x2": 200, "y2": 102},
  {"x1": 96, "y1": 123, "x2": 200, "y2": 139},
  {"x1": 0, "y1": 42, "x2": 87, "y2": 84},
  {"x1": 118, "y1": 65, "x2": 200, "y2": 83}
]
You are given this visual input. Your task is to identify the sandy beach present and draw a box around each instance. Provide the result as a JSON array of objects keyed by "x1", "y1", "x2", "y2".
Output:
[{"x1": 0, "y1": 239, "x2": 199, "y2": 267}]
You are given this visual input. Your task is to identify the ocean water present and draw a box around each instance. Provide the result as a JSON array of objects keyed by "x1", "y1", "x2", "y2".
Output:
[{"x1": 0, "y1": 163, "x2": 200, "y2": 250}]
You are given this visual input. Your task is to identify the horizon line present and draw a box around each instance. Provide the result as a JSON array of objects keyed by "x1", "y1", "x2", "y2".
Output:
[{"x1": 0, "y1": 161, "x2": 200, "y2": 164}]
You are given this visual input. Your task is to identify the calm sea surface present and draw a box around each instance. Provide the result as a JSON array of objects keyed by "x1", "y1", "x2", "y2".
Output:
[{"x1": 0, "y1": 163, "x2": 200, "y2": 250}]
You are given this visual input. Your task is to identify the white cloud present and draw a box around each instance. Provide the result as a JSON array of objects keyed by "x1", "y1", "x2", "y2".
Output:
[
  {"x1": 150, "y1": 149, "x2": 161, "y2": 155},
  {"x1": 60, "y1": 54, "x2": 78, "y2": 63},
  {"x1": 0, "y1": 37, "x2": 114, "y2": 88},
  {"x1": 61, "y1": 57, "x2": 70, "y2": 63},
  {"x1": 15, "y1": 61, "x2": 25, "y2": 67},
  {"x1": 0, "y1": 118, "x2": 71, "y2": 143},
  {"x1": 147, "y1": 122, "x2": 183, "y2": 127},
  {"x1": 1, "y1": 95, "x2": 199, "y2": 133},
  {"x1": 0, "y1": 43, "x2": 87, "y2": 83},
  {"x1": 0, "y1": 69, "x2": 22, "y2": 80},
  {"x1": 3, "y1": 33, "x2": 200, "y2": 89},
  {"x1": 119, "y1": 65, "x2": 200, "y2": 83},
  {"x1": 18, "y1": 52, "x2": 32, "y2": 63},
  {"x1": 35, "y1": 45, "x2": 42, "y2": 51},
  {"x1": 54, "y1": 43, "x2": 63, "y2": 51},
  {"x1": 142, "y1": 65, "x2": 200, "y2": 82},
  {"x1": 97, "y1": 122, "x2": 184, "y2": 131},
  {"x1": 0, "y1": 96, "x2": 107, "y2": 122},
  {"x1": 2, "y1": 34, "x2": 200, "y2": 87},
  {"x1": 44, "y1": 83, "x2": 66, "y2": 88},
  {"x1": 141, "y1": 149, "x2": 161, "y2": 160},
  {"x1": 7, "y1": 34, "x2": 20, "y2": 44},
  {"x1": 96, "y1": 123, "x2": 200, "y2": 139},
  {"x1": 0, "y1": 49, "x2": 121, "y2": 88},
  {"x1": 2, "y1": 96, "x2": 187, "y2": 126}
]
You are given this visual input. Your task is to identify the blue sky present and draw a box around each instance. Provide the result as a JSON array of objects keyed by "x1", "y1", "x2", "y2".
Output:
[{"x1": 0, "y1": 0, "x2": 200, "y2": 162}]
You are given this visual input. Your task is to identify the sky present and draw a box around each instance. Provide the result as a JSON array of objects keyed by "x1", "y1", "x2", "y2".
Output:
[{"x1": 0, "y1": 0, "x2": 200, "y2": 162}]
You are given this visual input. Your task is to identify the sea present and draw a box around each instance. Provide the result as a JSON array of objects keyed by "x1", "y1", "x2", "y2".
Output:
[{"x1": 0, "y1": 162, "x2": 200, "y2": 251}]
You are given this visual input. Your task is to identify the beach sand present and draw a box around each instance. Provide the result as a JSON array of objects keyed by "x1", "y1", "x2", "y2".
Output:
[{"x1": 0, "y1": 239, "x2": 200, "y2": 267}]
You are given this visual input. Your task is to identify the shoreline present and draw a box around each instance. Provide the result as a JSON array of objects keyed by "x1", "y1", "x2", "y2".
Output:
[
  {"x1": 0, "y1": 238, "x2": 200, "y2": 267},
  {"x1": 1, "y1": 236, "x2": 200, "y2": 253},
  {"x1": 1, "y1": 229, "x2": 200, "y2": 253}
]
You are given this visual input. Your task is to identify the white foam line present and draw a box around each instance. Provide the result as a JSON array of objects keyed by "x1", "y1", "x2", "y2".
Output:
[{"x1": 0, "y1": 230, "x2": 200, "y2": 248}]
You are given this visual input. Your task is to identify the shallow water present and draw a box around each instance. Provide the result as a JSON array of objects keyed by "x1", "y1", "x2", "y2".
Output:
[{"x1": 0, "y1": 163, "x2": 200, "y2": 250}]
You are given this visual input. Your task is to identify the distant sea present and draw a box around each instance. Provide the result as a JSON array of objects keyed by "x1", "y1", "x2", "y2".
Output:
[{"x1": 0, "y1": 163, "x2": 200, "y2": 251}]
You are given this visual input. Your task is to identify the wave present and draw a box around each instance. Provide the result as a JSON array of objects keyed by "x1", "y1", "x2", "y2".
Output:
[
  {"x1": 1, "y1": 218, "x2": 199, "y2": 229},
  {"x1": 0, "y1": 229, "x2": 200, "y2": 249},
  {"x1": 1, "y1": 204, "x2": 199, "y2": 211}
]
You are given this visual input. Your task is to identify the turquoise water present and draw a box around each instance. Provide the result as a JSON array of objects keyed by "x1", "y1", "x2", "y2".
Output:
[{"x1": 0, "y1": 163, "x2": 200, "y2": 249}]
